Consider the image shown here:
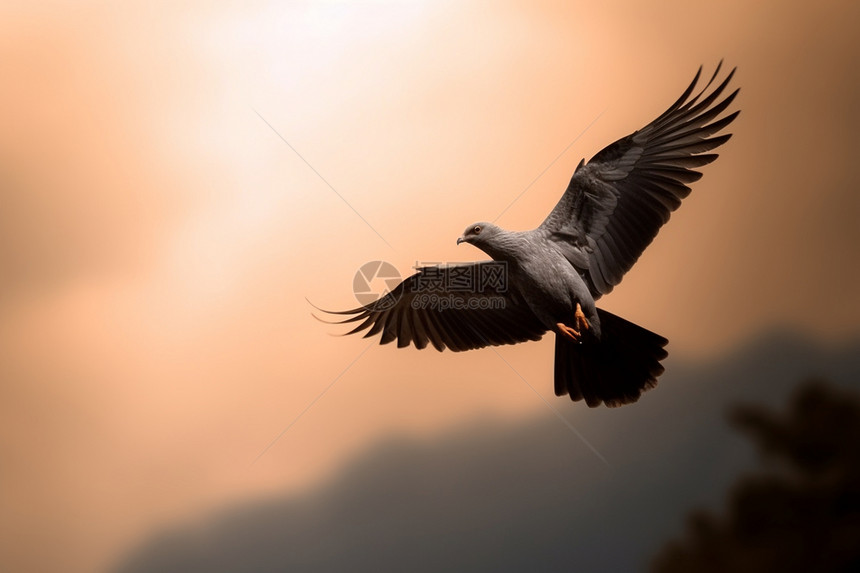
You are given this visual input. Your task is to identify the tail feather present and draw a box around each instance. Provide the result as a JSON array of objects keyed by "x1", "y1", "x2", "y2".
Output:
[{"x1": 554, "y1": 308, "x2": 668, "y2": 407}]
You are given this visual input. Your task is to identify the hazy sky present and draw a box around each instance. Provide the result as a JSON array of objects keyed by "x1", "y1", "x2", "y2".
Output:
[
  {"x1": 112, "y1": 337, "x2": 860, "y2": 572},
  {"x1": 1, "y1": 1, "x2": 859, "y2": 571}
]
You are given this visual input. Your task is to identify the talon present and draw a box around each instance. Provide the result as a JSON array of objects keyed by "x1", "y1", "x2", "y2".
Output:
[
  {"x1": 574, "y1": 303, "x2": 590, "y2": 332},
  {"x1": 557, "y1": 322, "x2": 582, "y2": 342}
]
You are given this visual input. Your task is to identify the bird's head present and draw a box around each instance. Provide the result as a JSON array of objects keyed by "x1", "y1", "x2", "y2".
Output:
[{"x1": 457, "y1": 222, "x2": 499, "y2": 250}]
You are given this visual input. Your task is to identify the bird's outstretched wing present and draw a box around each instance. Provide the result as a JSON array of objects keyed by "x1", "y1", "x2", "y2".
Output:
[
  {"x1": 317, "y1": 262, "x2": 547, "y2": 351},
  {"x1": 541, "y1": 63, "x2": 740, "y2": 298}
]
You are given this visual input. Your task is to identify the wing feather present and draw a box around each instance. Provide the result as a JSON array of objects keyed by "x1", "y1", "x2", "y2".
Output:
[
  {"x1": 541, "y1": 63, "x2": 739, "y2": 297},
  {"x1": 319, "y1": 263, "x2": 547, "y2": 351}
]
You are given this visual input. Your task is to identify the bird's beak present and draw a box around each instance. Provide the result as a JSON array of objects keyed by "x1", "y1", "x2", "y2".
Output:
[{"x1": 456, "y1": 236, "x2": 466, "y2": 245}]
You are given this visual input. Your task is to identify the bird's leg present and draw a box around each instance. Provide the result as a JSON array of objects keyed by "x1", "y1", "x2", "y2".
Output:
[
  {"x1": 557, "y1": 303, "x2": 591, "y2": 343},
  {"x1": 574, "y1": 303, "x2": 590, "y2": 333},
  {"x1": 556, "y1": 322, "x2": 581, "y2": 342}
]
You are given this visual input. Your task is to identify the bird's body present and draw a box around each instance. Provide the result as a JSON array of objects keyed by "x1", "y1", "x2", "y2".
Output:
[
  {"x1": 490, "y1": 227, "x2": 600, "y2": 337},
  {"x1": 318, "y1": 63, "x2": 739, "y2": 407}
]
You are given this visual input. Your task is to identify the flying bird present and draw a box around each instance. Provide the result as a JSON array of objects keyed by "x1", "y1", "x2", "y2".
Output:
[{"x1": 318, "y1": 64, "x2": 739, "y2": 407}]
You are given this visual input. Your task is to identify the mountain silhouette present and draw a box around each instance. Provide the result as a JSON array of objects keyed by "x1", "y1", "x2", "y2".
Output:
[
  {"x1": 115, "y1": 330, "x2": 860, "y2": 573},
  {"x1": 651, "y1": 378, "x2": 860, "y2": 572}
]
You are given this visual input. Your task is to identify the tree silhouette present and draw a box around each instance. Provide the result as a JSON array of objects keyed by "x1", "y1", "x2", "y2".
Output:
[{"x1": 651, "y1": 379, "x2": 860, "y2": 573}]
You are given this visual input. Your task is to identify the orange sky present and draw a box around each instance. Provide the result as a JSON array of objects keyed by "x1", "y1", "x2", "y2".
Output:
[{"x1": 1, "y1": 1, "x2": 859, "y2": 571}]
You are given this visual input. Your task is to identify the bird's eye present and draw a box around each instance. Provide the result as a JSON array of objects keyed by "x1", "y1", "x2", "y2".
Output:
[{"x1": 473, "y1": 226, "x2": 482, "y2": 234}]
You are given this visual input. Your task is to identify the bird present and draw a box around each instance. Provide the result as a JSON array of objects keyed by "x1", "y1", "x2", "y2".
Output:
[{"x1": 316, "y1": 63, "x2": 739, "y2": 407}]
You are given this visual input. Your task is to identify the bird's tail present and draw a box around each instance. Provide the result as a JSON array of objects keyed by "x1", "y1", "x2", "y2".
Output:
[{"x1": 554, "y1": 308, "x2": 668, "y2": 407}]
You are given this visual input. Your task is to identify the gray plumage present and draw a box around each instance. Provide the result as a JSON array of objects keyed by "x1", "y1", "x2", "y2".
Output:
[{"x1": 319, "y1": 63, "x2": 739, "y2": 407}]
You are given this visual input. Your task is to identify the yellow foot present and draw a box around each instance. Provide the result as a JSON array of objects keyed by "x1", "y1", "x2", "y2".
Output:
[
  {"x1": 557, "y1": 322, "x2": 582, "y2": 342},
  {"x1": 557, "y1": 304, "x2": 591, "y2": 343},
  {"x1": 574, "y1": 303, "x2": 590, "y2": 333}
]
